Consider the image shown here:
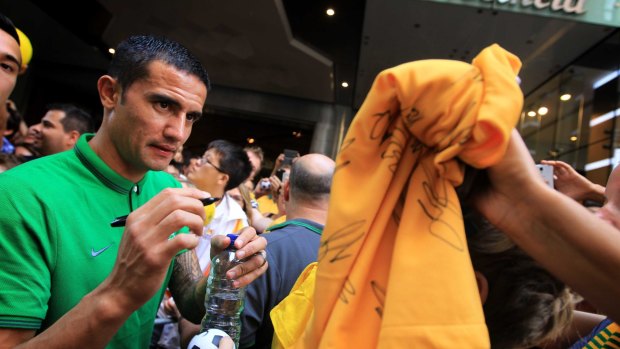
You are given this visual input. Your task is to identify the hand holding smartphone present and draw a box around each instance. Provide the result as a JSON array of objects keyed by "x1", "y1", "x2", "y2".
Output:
[{"x1": 536, "y1": 164, "x2": 554, "y2": 189}]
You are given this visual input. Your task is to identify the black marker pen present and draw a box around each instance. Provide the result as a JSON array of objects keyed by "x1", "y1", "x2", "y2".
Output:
[{"x1": 110, "y1": 197, "x2": 220, "y2": 227}]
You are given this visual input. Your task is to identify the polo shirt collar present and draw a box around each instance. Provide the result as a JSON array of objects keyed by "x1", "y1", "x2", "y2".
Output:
[{"x1": 74, "y1": 133, "x2": 150, "y2": 194}]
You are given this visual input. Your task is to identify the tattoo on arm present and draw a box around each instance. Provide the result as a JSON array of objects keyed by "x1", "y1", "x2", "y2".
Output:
[{"x1": 169, "y1": 251, "x2": 207, "y2": 323}]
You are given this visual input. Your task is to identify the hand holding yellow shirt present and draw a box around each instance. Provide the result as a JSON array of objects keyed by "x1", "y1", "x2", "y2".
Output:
[{"x1": 271, "y1": 44, "x2": 523, "y2": 348}]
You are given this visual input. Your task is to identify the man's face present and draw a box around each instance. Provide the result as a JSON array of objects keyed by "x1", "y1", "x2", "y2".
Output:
[
  {"x1": 0, "y1": 30, "x2": 21, "y2": 125},
  {"x1": 106, "y1": 61, "x2": 207, "y2": 175},
  {"x1": 36, "y1": 110, "x2": 73, "y2": 155},
  {"x1": 597, "y1": 166, "x2": 620, "y2": 230},
  {"x1": 23, "y1": 122, "x2": 41, "y2": 146},
  {"x1": 187, "y1": 150, "x2": 227, "y2": 197}
]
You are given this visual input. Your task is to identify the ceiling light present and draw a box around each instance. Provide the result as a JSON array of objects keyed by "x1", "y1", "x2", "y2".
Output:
[
  {"x1": 108, "y1": 48, "x2": 115, "y2": 54},
  {"x1": 247, "y1": 138, "x2": 255, "y2": 144},
  {"x1": 538, "y1": 106, "x2": 549, "y2": 116},
  {"x1": 326, "y1": 8, "x2": 335, "y2": 16},
  {"x1": 527, "y1": 111, "x2": 536, "y2": 117},
  {"x1": 341, "y1": 82, "x2": 349, "y2": 88},
  {"x1": 560, "y1": 94, "x2": 572, "y2": 101},
  {"x1": 570, "y1": 136, "x2": 578, "y2": 142}
]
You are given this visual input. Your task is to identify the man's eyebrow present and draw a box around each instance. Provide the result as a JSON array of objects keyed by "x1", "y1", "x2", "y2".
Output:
[
  {"x1": 1, "y1": 53, "x2": 20, "y2": 67},
  {"x1": 147, "y1": 93, "x2": 182, "y2": 108}
]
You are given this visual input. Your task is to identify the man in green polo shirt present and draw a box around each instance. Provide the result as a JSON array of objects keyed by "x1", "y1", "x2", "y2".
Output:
[{"x1": 0, "y1": 34, "x2": 267, "y2": 348}]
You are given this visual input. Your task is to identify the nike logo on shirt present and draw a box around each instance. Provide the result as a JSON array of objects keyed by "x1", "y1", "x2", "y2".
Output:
[{"x1": 91, "y1": 244, "x2": 112, "y2": 257}]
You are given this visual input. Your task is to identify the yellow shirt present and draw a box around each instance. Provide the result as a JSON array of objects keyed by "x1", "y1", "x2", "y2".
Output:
[
  {"x1": 271, "y1": 44, "x2": 523, "y2": 348},
  {"x1": 257, "y1": 195, "x2": 279, "y2": 216}
]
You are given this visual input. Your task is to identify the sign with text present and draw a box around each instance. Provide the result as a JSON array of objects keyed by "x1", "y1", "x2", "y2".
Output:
[{"x1": 420, "y1": 0, "x2": 620, "y2": 27}]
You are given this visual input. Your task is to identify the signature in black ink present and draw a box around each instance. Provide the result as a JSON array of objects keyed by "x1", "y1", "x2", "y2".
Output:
[
  {"x1": 370, "y1": 280, "x2": 386, "y2": 318},
  {"x1": 334, "y1": 160, "x2": 351, "y2": 174},
  {"x1": 370, "y1": 109, "x2": 398, "y2": 144},
  {"x1": 417, "y1": 161, "x2": 464, "y2": 251},
  {"x1": 334, "y1": 138, "x2": 356, "y2": 174},
  {"x1": 436, "y1": 114, "x2": 475, "y2": 153},
  {"x1": 380, "y1": 121, "x2": 409, "y2": 173},
  {"x1": 339, "y1": 277, "x2": 356, "y2": 305},
  {"x1": 401, "y1": 106, "x2": 422, "y2": 128},
  {"x1": 318, "y1": 220, "x2": 366, "y2": 263}
]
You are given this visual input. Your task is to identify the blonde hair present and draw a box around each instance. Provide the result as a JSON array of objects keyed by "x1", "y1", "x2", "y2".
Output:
[{"x1": 237, "y1": 183, "x2": 254, "y2": 225}]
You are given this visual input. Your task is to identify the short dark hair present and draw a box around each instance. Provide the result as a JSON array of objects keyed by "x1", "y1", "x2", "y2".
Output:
[
  {"x1": 108, "y1": 35, "x2": 210, "y2": 98},
  {"x1": 47, "y1": 103, "x2": 95, "y2": 135},
  {"x1": 208, "y1": 140, "x2": 252, "y2": 191},
  {"x1": 289, "y1": 158, "x2": 333, "y2": 202},
  {"x1": 0, "y1": 153, "x2": 23, "y2": 171},
  {"x1": 0, "y1": 13, "x2": 20, "y2": 46}
]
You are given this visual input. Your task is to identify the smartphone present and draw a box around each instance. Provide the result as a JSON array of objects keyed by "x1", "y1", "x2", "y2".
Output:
[{"x1": 536, "y1": 164, "x2": 554, "y2": 189}]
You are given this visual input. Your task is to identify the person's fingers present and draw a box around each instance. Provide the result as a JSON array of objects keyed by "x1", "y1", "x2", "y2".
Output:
[
  {"x1": 159, "y1": 232, "x2": 201, "y2": 258},
  {"x1": 210, "y1": 234, "x2": 232, "y2": 256},
  {"x1": 228, "y1": 250, "x2": 265, "y2": 278},
  {"x1": 126, "y1": 189, "x2": 208, "y2": 236},
  {"x1": 151, "y1": 207, "x2": 205, "y2": 237},
  {"x1": 218, "y1": 336, "x2": 234, "y2": 349},
  {"x1": 231, "y1": 258, "x2": 269, "y2": 288},
  {"x1": 234, "y1": 230, "x2": 266, "y2": 259}
]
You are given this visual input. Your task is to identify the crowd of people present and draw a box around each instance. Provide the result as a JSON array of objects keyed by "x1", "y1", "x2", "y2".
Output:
[{"x1": 1, "y1": 11, "x2": 619, "y2": 349}]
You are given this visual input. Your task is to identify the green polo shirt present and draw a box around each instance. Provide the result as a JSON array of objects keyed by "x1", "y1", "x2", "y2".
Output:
[{"x1": 0, "y1": 134, "x2": 181, "y2": 348}]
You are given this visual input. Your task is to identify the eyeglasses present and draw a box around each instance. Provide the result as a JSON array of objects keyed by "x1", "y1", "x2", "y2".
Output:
[{"x1": 199, "y1": 156, "x2": 227, "y2": 174}]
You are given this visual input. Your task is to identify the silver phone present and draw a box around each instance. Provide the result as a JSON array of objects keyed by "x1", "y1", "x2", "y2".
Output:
[{"x1": 536, "y1": 164, "x2": 554, "y2": 189}]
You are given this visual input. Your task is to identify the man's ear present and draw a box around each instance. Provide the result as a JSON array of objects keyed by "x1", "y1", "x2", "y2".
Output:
[
  {"x1": 97, "y1": 75, "x2": 120, "y2": 109},
  {"x1": 66, "y1": 130, "x2": 81, "y2": 147},
  {"x1": 218, "y1": 173, "x2": 230, "y2": 187},
  {"x1": 474, "y1": 271, "x2": 489, "y2": 304},
  {"x1": 283, "y1": 181, "x2": 290, "y2": 202}
]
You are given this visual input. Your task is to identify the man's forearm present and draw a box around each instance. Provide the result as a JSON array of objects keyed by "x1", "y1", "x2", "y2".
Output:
[
  {"x1": 581, "y1": 183, "x2": 605, "y2": 204},
  {"x1": 496, "y1": 187, "x2": 620, "y2": 321},
  {"x1": 9, "y1": 282, "x2": 133, "y2": 349},
  {"x1": 169, "y1": 251, "x2": 207, "y2": 323}
]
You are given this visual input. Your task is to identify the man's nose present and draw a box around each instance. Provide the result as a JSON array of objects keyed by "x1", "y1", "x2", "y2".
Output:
[{"x1": 164, "y1": 115, "x2": 187, "y2": 141}]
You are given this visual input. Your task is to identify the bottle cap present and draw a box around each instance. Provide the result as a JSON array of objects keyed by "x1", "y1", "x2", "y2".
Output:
[{"x1": 226, "y1": 234, "x2": 238, "y2": 248}]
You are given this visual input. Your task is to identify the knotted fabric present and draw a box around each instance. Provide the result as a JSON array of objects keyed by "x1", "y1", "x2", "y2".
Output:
[{"x1": 300, "y1": 44, "x2": 523, "y2": 348}]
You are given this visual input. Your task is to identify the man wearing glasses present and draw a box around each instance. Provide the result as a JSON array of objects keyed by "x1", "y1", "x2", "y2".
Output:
[{"x1": 187, "y1": 139, "x2": 253, "y2": 271}]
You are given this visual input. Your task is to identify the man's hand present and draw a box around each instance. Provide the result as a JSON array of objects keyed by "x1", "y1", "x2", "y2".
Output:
[
  {"x1": 210, "y1": 226, "x2": 268, "y2": 288},
  {"x1": 541, "y1": 159, "x2": 605, "y2": 204},
  {"x1": 103, "y1": 187, "x2": 210, "y2": 313},
  {"x1": 472, "y1": 130, "x2": 620, "y2": 321},
  {"x1": 254, "y1": 177, "x2": 271, "y2": 198},
  {"x1": 473, "y1": 130, "x2": 550, "y2": 232}
]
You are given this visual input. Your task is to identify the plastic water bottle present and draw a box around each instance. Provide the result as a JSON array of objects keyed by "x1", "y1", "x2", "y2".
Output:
[{"x1": 200, "y1": 233, "x2": 245, "y2": 347}]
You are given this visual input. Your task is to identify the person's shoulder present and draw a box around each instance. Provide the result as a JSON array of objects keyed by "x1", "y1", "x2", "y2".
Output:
[
  {"x1": 0, "y1": 154, "x2": 73, "y2": 205},
  {"x1": 1, "y1": 152, "x2": 71, "y2": 183},
  {"x1": 265, "y1": 219, "x2": 322, "y2": 242}
]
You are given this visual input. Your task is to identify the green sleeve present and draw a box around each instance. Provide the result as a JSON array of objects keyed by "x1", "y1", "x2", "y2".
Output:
[{"x1": 0, "y1": 175, "x2": 55, "y2": 329}]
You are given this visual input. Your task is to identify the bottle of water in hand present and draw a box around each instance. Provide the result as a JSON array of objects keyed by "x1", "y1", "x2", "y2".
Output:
[{"x1": 200, "y1": 233, "x2": 246, "y2": 347}]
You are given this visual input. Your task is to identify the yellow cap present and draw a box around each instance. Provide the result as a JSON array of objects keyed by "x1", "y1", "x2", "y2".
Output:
[{"x1": 16, "y1": 28, "x2": 33, "y2": 71}]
